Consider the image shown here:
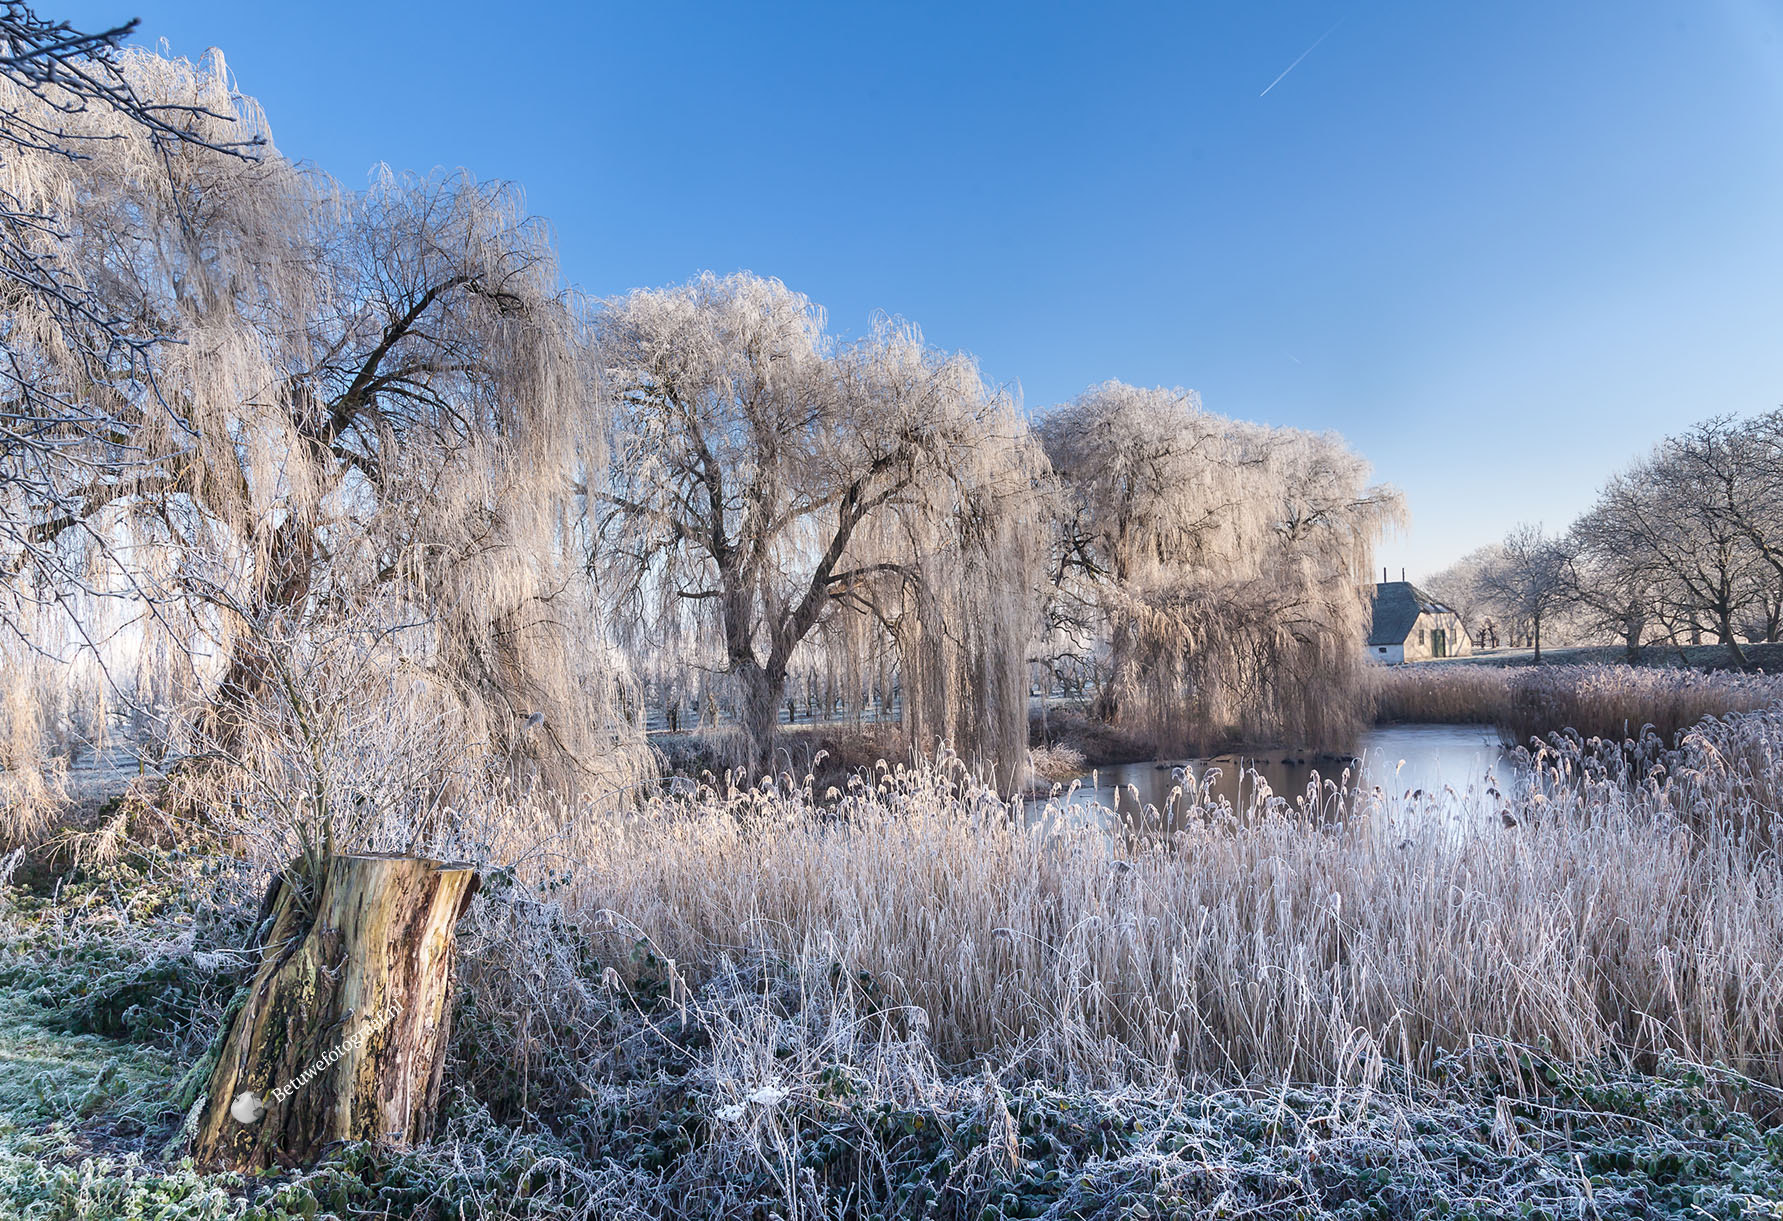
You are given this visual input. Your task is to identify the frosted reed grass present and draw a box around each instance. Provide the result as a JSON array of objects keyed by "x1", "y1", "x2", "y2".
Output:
[
  {"x1": 1372, "y1": 662, "x2": 1783, "y2": 748},
  {"x1": 461, "y1": 708, "x2": 1783, "y2": 1091},
  {"x1": 1499, "y1": 664, "x2": 1783, "y2": 748}
]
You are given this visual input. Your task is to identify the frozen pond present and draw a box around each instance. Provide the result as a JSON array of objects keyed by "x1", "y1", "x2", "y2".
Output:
[{"x1": 1052, "y1": 722, "x2": 1516, "y2": 830}]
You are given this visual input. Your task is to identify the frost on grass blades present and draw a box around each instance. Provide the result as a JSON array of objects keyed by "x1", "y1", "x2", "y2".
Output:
[
  {"x1": 3, "y1": 7, "x2": 1783, "y2": 1221},
  {"x1": 11, "y1": 715, "x2": 1783, "y2": 1216}
]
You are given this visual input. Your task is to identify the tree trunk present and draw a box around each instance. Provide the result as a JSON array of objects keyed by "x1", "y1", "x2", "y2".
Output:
[
  {"x1": 1092, "y1": 620, "x2": 1133, "y2": 722},
  {"x1": 193, "y1": 853, "x2": 479, "y2": 1171},
  {"x1": 735, "y1": 660, "x2": 785, "y2": 778},
  {"x1": 1718, "y1": 610, "x2": 1752, "y2": 671},
  {"x1": 202, "y1": 520, "x2": 318, "y2": 754},
  {"x1": 1532, "y1": 617, "x2": 1541, "y2": 664}
]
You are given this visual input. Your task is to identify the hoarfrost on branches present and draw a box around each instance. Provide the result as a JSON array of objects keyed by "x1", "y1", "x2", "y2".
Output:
[
  {"x1": 589, "y1": 272, "x2": 1042, "y2": 782},
  {"x1": 1039, "y1": 380, "x2": 1403, "y2": 753}
]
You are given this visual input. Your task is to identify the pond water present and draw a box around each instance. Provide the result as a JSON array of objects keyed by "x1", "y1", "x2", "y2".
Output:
[{"x1": 1052, "y1": 722, "x2": 1516, "y2": 830}]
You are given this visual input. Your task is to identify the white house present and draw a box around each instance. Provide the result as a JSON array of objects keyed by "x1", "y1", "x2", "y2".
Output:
[{"x1": 1364, "y1": 581, "x2": 1472, "y2": 664}]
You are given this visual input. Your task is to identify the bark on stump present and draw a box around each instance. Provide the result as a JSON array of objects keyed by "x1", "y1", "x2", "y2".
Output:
[{"x1": 193, "y1": 852, "x2": 479, "y2": 1171}]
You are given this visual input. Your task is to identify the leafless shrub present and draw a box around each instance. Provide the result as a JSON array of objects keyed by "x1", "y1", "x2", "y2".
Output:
[
  {"x1": 158, "y1": 611, "x2": 643, "y2": 902},
  {"x1": 1026, "y1": 742, "x2": 1086, "y2": 783}
]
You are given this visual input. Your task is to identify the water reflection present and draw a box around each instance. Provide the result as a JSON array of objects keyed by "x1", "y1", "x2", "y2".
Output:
[{"x1": 1051, "y1": 722, "x2": 1515, "y2": 832}]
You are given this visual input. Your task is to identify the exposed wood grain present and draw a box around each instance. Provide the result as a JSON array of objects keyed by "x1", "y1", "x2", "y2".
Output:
[{"x1": 193, "y1": 853, "x2": 479, "y2": 1170}]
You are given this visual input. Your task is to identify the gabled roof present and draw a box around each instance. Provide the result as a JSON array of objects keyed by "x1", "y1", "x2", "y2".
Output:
[{"x1": 1367, "y1": 581, "x2": 1455, "y2": 646}]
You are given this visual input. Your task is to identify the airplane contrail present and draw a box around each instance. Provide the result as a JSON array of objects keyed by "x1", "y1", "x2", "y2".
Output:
[{"x1": 1259, "y1": 16, "x2": 1347, "y2": 98}]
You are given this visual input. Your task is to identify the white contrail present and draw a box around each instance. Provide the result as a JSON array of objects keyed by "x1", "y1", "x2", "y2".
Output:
[{"x1": 1260, "y1": 16, "x2": 1347, "y2": 97}]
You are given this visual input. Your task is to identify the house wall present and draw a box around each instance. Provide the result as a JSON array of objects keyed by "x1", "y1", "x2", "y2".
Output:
[
  {"x1": 1401, "y1": 611, "x2": 1473, "y2": 662},
  {"x1": 1366, "y1": 642, "x2": 1406, "y2": 664}
]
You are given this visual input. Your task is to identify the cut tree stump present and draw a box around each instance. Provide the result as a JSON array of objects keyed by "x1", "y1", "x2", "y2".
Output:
[{"x1": 193, "y1": 852, "x2": 480, "y2": 1171}]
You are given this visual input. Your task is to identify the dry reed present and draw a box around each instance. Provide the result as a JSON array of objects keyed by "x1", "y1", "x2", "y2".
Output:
[
  {"x1": 1372, "y1": 662, "x2": 1783, "y2": 748},
  {"x1": 1500, "y1": 664, "x2": 1783, "y2": 748},
  {"x1": 458, "y1": 709, "x2": 1783, "y2": 1093},
  {"x1": 1369, "y1": 663, "x2": 1509, "y2": 726}
]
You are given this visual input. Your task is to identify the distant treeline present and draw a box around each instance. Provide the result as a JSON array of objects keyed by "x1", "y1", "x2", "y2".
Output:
[{"x1": 1430, "y1": 413, "x2": 1783, "y2": 668}]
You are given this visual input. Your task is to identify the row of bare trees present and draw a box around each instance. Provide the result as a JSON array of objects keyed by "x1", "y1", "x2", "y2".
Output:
[
  {"x1": 1429, "y1": 414, "x2": 1783, "y2": 668},
  {"x1": 3, "y1": 24, "x2": 1405, "y2": 809}
]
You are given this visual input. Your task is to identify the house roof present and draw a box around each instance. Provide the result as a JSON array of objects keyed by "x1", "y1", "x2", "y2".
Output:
[{"x1": 1367, "y1": 581, "x2": 1456, "y2": 646}]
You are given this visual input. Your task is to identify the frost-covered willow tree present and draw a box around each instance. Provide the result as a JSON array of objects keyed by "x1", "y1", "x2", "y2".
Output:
[
  {"x1": 589, "y1": 272, "x2": 1041, "y2": 781},
  {"x1": 1039, "y1": 381, "x2": 1401, "y2": 753},
  {"x1": 1, "y1": 46, "x2": 641, "y2": 795},
  {"x1": 0, "y1": 7, "x2": 259, "y2": 640}
]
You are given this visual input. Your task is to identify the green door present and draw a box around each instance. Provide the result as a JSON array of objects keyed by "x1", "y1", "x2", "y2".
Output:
[{"x1": 1432, "y1": 628, "x2": 1446, "y2": 658}]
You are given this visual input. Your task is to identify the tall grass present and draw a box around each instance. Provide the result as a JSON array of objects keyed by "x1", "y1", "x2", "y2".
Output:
[
  {"x1": 452, "y1": 709, "x2": 1783, "y2": 1097},
  {"x1": 1369, "y1": 663, "x2": 1509, "y2": 726},
  {"x1": 16, "y1": 696, "x2": 1783, "y2": 1219},
  {"x1": 1371, "y1": 662, "x2": 1783, "y2": 747},
  {"x1": 1499, "y1": 664, "x2": 1783, "y2": 748}
]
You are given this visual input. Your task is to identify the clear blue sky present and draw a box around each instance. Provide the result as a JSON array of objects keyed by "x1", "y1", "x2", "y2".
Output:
[{"x1": 66, "y1": 0, "x2": 1783, "y2": 579}]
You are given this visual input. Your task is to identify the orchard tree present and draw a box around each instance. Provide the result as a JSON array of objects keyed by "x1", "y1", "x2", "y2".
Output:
[
  {"x1": 1590, "y1": 434, "x2": 1766, "y2": 668},
  {"x1": 1424, "y1": 546, "x2": 1503, "y2": 646},
  {"x1": 1566, "y1": 504, "x2": 1656, "y2": 661},
  {"x1": 1667, "y1": 413, "x2": 1783, "y2": 644},
  {"x1": 589, "y1": 272, "x2": 1040, "y2": 780}
]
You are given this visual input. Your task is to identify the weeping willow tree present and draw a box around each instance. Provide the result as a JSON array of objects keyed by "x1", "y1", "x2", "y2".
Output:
[
  {"x1": 589, "y1": 272, "x2": 1042, "y2": 782},
  {"x1": 0, "y1": 8, "x2": 261, "y2": 645},
  {"x1": 0, "y1": 45, "x2": 643, "y2": 800},
  {"x1": 1040, "y1": 381, "x2": 1402, "y2": 753}
]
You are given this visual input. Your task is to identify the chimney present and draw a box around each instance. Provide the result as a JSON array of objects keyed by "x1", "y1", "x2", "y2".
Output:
[
  {"x1": 1401, "y1": 568, "x2": 1406, "y2": 582},
  {"x1": 1382, "y1": 567, "x2": 1387, "y2": 583}
]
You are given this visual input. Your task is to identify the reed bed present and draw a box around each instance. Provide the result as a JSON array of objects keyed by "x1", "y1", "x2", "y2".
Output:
[
  {"x1": 1372, "y1": 661, "x2": 1783, "y2": 748},
  {"x1": 16, "y1": 706, "x2": 1783, "y2": 1219},
  {"x1": 1368, "y1": 662, "x2": 1509, "y2": 726},
  {"x1": 459, "y1": 707, "x2": 1783, "y2": 1097},
  {"x1": 1500, "y1": 664, "x2": 1783, "y2": 748}
]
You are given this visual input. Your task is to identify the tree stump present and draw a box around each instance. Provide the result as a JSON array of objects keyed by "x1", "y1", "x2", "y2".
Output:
[{"x1": 193, "y1": 852, "x2": 480, "y2": 1171}]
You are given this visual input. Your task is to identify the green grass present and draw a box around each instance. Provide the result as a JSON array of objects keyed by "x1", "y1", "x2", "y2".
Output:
[{"x1": 0, "y1": 875, "x2": 207, "y2": 1137}]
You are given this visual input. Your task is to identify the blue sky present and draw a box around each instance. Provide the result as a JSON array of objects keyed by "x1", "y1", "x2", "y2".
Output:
[{"x1": 68, "y1": 0, "x2": 1783, "y2": 578}]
